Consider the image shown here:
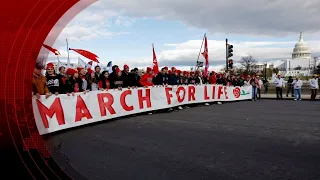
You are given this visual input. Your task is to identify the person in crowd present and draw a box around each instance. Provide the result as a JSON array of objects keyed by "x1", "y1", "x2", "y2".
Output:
[
  {"x1": 188, "y1": 71, "x2": 199, "y2": 85},
  {"x1": 57, "y1": 66, "x2": 67, "y2": 94},
  {"x1": 122, "y1": 64, "x2": 131, "y2": 88},
  {"x1": 182, "y1": 71, "x2": 189, "y2": 85},
  {"x1": 85, "y1": 68, "x2": 94, "y2": 91},
  {"x1": 98, "y1": 70, "x2": 110, "y2": 90},
  {"x1": 226, "y1": 76, "x2": 232, "y2": 86},
  {"x1": 274, "y1": 73, "x2": 285, "y2": 100},
  {"x1": 130, "y1": 67, "x2": 141, "y2": 88},
  {"x1": 45, "y1": 63, "x2": 60, "y2": 95},
  {"x1": 286, "y1": 76, "x2": 294, "y2": 97},
  {"x1": 32, "y1": 59, "x2": 50, "y2": 99},
  {"x1": 256, "y1": 76, "x2": 263, "y2": 99},
  {"x1": 139, "y1": 67, "x2": 154, "y2": 87},
  {"x1": 263, "y1": 78, "x2": 269, "y2": 94},
  {"x1": 65, "y1": 69, "x2": 84, "y2": 96},
  {"x1": 238, "y1": 75, "x2": 245, "y2": 86},
  {"x1": 169, "y1": 68, "x2": 180, "y2": 85},
  {"x1": 292, "y1": 76, "x2": 302, "y2": 101},
  {"x1": 154, "y1": 67, "x2": 169, "y2": 85},
  {"x1": 195, "y1": 70, "x2": 203, "y2": 84},
  {"x1": 310, "y1": 74, "x2": 319, "y2": 101},
  {"x1": 77, "y1": 67, "x2": 89, "y2": 92},
  {"x1": 110, "y1": 67, "x2": 124, "y2": 90},
  {"x1": 209, "y1": 71, "x2": 216, "y2": 84},
  {"x1": 232, "y1": 76, "x2": 239, "y2": 86},
  {"x1": 250, "y1": 75, "x2": 259, "y2": 101},
  {"x1": 90, "y1": 65, "x2": 101, "y2": 91}
]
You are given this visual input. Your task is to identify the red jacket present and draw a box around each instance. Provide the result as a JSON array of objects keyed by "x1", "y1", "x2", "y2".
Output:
[
  {"x1": 209, "y1": 75, "x2": 216, "y2": 84},
  {"x1": 139, "y1": 74, "x2": 154, "y2": 86}
]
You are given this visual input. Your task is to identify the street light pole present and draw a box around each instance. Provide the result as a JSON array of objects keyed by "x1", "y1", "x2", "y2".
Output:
[
  {"x1": 226, "y1": 38, "x2": 228, "y2": 71},
  {"x1": 264, "y1": 63, "x2": 267, "y2": 80}
]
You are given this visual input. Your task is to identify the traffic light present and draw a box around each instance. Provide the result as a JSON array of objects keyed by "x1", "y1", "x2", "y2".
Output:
[
  {"x1": 227, "y1": 44, "x2": 233, "y2": 58},
  {"x1": 228, "y1": 59, "x2": 233, "y2": 69}
]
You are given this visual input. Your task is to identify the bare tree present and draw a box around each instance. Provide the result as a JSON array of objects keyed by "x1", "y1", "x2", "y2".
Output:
[{"x1": 240, "y1": 55, "x2": 257, "y2": 74}]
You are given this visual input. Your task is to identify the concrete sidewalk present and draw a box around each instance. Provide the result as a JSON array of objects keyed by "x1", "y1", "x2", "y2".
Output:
[{"x1": 259, "y1": 94, "x2": 319, "y2": 100}]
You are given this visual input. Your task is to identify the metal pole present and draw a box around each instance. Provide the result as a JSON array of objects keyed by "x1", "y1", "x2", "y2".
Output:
[
  {"x1": 226, "y1": 38, "x2": 228, "y2": 71},
  {"x1": 66, "y1": 38, "x2": 70, "y2": 68},
  {"x1": 196, "y1": 33, "x2": 206, "y2": 71},
  {"x1": 56, "y1": 55, "x2": 60, "y2": 74}
]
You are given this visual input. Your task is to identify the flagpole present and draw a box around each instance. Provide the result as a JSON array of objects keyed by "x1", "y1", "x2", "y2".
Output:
[
  {"x1": 66, "y1": 38, "x2": 70, "y2": 68},
  {"x1": 56, "y1": 55, "x2": 60, "y2": 74},
  {"x1": 195, "y1": 33, "x2": 206, "y2": 71}
]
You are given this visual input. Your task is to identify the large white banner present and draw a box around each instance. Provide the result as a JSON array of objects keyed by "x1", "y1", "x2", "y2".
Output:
[{"x1": 32, "y1": 85, "x2": 252, "y2": 135}]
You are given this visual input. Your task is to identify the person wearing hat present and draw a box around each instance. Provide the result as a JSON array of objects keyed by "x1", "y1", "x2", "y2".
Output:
[
  {"x1": 274, "y1": 73, "x2": 284, "y2": 100},
  {"x1": 292, "y1": 76, "x2": 302, "y2": 101},
  {"x1": 139, "y1": 67, "x2": 154, "y2": 87},
  {"x1": 122, "y1": 64, "x2": 131, "y2": 88},
  {"x1": 310, "y1": 74, "x2": 319, "y2": 101},
  {"x1": 32, "y1": 58, "x2": 50, "y2": 99},
  {"x1": 110, "y1": 67, "x2": 124, "y2": 90},
  {"x1": 65, "y1": 69, "x2": 84, "y2": 96}
]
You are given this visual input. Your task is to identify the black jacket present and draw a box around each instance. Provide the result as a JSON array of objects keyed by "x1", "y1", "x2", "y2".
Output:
[
  {"x1": 154, "y1": 72, "x2": 169, "y2": 85},
  {"x1": 111, "y1": 75, "x2": 124, "y2": 89},
  {"x1": 121, "y1": 71, "x2": 131, "y2": 87},
  {"x1": 65, "y1": 78, "x2": 83, "y2": 93},
  {"x1": 168, "y1": 74, "x2": 180, "y2": 85}
]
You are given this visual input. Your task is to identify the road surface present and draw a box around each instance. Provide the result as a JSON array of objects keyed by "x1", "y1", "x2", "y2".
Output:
[{"x1": 45, "y1": 100, "x2": 320, "y2": 180}]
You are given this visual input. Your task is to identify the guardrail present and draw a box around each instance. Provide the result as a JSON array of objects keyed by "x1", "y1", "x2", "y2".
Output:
[{"x1": 261, "y1": 83, "x2": 312, "y2": 95}]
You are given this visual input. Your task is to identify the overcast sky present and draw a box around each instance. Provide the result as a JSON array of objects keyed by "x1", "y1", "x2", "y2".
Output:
[{"x1": 46, "y1": 0, "x2": 320, "y2": 71}]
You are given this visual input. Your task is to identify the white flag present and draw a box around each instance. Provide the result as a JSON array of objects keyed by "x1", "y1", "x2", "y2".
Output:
[{"x1": 78, "y1": 57, "x2": 86, "y2": 68}]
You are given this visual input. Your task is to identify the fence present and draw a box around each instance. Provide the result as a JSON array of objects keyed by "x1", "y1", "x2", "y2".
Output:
[{"x1": 262, "y1": 83, "x2": 312, "y2": 95}]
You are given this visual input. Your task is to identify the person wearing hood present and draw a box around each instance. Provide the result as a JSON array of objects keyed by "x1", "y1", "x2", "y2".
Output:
[
  {"x1": 65, "y1": 69, "x2": 85, "y2": 96},
  {"x1": 286, "y1": 76, "x2": 294, "y2": 97}
]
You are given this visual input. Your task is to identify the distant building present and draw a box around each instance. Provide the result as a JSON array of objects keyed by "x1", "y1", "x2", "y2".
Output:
[{"x1": 264, "y1": 32, "x2": 319, "y2": 77}]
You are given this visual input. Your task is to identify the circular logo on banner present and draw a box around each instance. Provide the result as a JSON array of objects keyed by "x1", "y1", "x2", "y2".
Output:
[{"x1": 233, "y1": 87, "x2": 241, "y2": 98}]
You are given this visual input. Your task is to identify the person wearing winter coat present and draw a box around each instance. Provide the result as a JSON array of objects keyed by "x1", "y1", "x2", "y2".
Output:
[
  {"x1": 139, "y1": 67, "x2": 154, "y2": 87},
  {"x1": 168, "y1": 70, "x2": 180, "y2": 85},
  {"x1": 310, "y1": 74, "x2": 319, "y2": 101},
  {"x1": 292, "y1": 76, "x2": 302, "y2": 101},
  {"x1": 286, "y1": 76, "x2": 294, "y2": 97}
]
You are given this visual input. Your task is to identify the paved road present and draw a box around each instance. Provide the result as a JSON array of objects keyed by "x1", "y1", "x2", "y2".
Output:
[{"x1": 45, "y1": 100, "x2": 320, "y2": 180}]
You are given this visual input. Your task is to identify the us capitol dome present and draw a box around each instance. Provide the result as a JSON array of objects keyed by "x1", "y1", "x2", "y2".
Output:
[{"x1": 292, "y1": 32, "x2": 312, "y2": 59}]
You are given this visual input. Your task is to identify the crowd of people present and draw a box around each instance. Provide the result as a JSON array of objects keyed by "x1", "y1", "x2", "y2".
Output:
[{"x1": 33, "y1": 59, "x2": 318, "y2": 103}]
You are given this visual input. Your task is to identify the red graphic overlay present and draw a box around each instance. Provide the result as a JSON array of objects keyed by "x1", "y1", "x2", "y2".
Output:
[
  {"x1": 233, "y1": 87, "x2": 241, "y2": 98},
  {"x1": 1, "y1": 0, "x2": 96, "y2": 179}
]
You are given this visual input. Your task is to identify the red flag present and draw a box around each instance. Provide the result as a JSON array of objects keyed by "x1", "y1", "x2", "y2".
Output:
[
  {"x1": 152, "y1": 44, "x2": 159, "y2": 74},
  {"x1": 42, "y1": 44, "x2": 60, "y2": 56},
  {"x1": 69, "y1": 48, "x2": 99, "y2": 63},
  {"x1": 201, "y1": 34, "x2": 209, "y2": 77}
]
